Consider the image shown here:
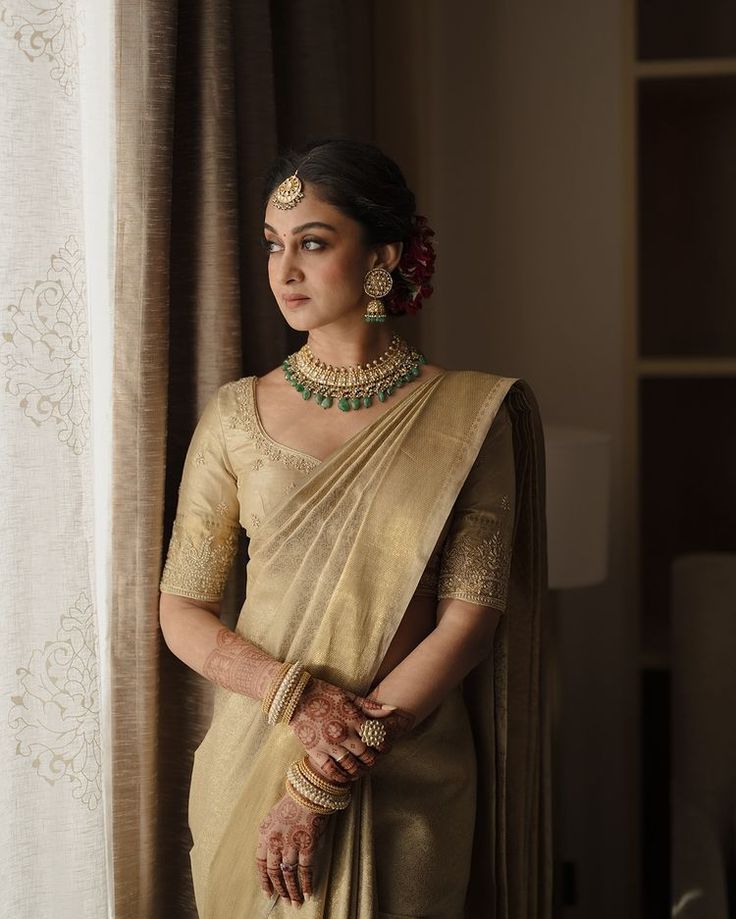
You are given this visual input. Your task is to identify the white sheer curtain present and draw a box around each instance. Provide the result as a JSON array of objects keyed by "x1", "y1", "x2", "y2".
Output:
[{"x1": 0, "y1": 1, "x2": 114, "y2": 916}]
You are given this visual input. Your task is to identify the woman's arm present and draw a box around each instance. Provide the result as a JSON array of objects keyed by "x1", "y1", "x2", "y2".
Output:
[
  {"x1": 159, "y1": 591, "x2": 381, "y2": 780},
  {"x1": 159, "y1": 592, "x2": 283, "y2": 699},
  {"x1": 366, "y1": 597, "x2": 502, "y2": 728},
  {"x1": 362, "y1": 401, "x2": 515, "y2": 729}
]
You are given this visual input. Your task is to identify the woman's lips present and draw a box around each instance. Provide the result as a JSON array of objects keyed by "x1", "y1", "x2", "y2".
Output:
[{"x1": 284, "y1": 296, "x2": 310, "y2": 308}]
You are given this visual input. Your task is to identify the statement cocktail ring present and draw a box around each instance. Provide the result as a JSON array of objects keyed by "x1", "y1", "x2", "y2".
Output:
[{"x1": 358, "y1": 719, "x2": 387, "y2": 749}]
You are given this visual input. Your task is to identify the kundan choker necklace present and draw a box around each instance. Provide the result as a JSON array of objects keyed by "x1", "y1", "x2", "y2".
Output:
[{"x1": 282, "y1": 334, "x2": 427, "y2": 410}]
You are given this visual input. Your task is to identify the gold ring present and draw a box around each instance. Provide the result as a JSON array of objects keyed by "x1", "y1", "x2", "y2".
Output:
[
  {"x1": 358, "y1": 719, "x2": 387, "y2": 749},
  {"x1": 334, "y1": 750, "x2": 350, "y2": 763}
]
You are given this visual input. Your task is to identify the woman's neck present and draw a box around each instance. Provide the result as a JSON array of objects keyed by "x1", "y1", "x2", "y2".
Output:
[{"x1": 306, "y1": 324, "x2": 396, "y2": 367}]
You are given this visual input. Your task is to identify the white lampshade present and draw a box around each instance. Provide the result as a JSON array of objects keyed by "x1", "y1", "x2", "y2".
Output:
[{"x1": 542, "y1": 424, "x2": 611, "y2": 590}]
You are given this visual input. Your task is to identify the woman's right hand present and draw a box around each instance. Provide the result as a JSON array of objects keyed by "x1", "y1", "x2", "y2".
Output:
[{"x1": 289, "y1": 676, "x2": 395, "y2": 783}]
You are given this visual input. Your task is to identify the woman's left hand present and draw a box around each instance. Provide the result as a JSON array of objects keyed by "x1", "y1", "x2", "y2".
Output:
[{"x1": 256, "y1": 793, "x2": 329, "y2": 908}]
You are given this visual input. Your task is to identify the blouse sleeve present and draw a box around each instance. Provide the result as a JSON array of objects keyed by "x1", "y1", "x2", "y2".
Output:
[
  {"x1": 159, "y1": 387, "x2": 240, "y2": 602},
  {"x1": 437, "y1": 399, "x2": 516, "y2": 612}
]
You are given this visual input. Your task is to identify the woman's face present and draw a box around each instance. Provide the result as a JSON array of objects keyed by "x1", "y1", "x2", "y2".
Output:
[{"x1": 263, "y1": 182, "x2": 374, "y2": 333}]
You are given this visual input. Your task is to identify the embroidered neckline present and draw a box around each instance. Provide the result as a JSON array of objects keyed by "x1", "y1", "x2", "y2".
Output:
[{"x1": 224, "y1": 377, "x2": 321, "y2": 474}]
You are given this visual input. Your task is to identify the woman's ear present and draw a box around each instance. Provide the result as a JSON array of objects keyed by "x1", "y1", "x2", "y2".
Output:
[{"x1": 372, "y1": 240, "x2": 403, "y2": 273}]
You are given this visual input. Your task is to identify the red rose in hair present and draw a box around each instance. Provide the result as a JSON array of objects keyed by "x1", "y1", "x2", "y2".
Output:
[{"x1": 388, "y1": 214, "x2": 436, "y2": 316}]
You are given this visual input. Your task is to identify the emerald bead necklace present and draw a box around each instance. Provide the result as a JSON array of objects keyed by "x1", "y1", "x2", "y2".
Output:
[{"x1": 282, "y1": 333, "x2": 427, "y2": 411}]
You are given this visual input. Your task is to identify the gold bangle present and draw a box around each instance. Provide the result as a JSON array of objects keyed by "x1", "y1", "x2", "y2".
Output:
[
  {"x1": 297, "y1": 756, "x2": 351, "y2": 797},
  {"x1": 285, "y1": 779, "x2": 334, "y2": 815},
  {"x1": 268, "y1": 661, "x2": 304, "y2": 725},
  {"x1": 264, "y1": 660, "x2": 298, "y2": 716},
  {"x1": 287, "y1": 776, "x2": 350, "y2": 813},
  {"x1": 261, "y1": 661, "x2": 291, "y2": 718},
  {"x1": 278, "y1": 670, "x2": 312, "y2": 725},
  {"x1": 286, "y1": 763, "x2": 351, "y2": 811},
  {"x1": 295, "y1": 769, "x2": 350, "y2": 804}
]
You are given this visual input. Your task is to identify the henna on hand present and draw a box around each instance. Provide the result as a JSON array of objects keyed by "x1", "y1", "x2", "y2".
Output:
[
  {"x1": 290, "y1": 677, "x2": 380, "y2": 781},
  {"x1": 202, "y1": 627, "x2": 282, "y2": 699},
  {"x1": 256, "y1": 793, "x2": 329, "y2": 905}
]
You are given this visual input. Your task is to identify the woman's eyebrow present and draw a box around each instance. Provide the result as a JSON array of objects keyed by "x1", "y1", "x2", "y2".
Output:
[{"x1": 263, "y1": 221, "x2": 338, "y2": 235}]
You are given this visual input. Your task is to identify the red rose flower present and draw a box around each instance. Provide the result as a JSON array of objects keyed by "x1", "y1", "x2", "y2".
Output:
[{"x1": 388, "y1": 214, "x2": 437, "y2": 316}]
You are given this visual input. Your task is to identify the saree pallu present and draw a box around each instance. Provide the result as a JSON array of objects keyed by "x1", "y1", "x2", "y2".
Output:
[{"x1": 180, "y1": 370, "x2": 551, "y2": 919}]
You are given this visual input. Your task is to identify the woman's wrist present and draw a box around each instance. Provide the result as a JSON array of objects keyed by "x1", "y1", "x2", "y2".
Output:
[
  {"x1": 261, "y1": 659, "x2": 313, "y2": 725},
  {"x1": 307, "y1": 753, "x2": 352, "y2": 785},
  {"x1": 285, "y1": 755, "x2": 353, "y2": 815}
]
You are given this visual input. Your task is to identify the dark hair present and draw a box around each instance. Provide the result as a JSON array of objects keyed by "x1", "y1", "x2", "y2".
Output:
[{"x1": 262, "y1": 138, "x2": 436, "y2": 316}]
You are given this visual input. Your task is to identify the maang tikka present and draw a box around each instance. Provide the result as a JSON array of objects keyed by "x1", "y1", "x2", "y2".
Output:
[{"x1": 271, "y1": 169, "x2": 305, "y2": 210}]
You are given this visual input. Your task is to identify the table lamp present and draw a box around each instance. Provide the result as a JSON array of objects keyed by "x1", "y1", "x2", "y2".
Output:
[{"x1": 542, "y1": 422, "x2": 612, "y2": 913}]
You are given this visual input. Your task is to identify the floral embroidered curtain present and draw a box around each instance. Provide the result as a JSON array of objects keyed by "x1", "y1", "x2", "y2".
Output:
[{"x1": 0, "y1": 0, "x2": 113, "y2": 916}]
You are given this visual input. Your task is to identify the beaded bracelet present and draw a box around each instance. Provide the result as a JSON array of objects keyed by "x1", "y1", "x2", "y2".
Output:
[
  {"x1": 278, "y1": 670, "x2": 312, "y2": 725},
  {"x1": 264, "y1": 660, "x2": 301, "y2": 724},
  {"x1": 297, "y1": 755, "x2": 351, "y2": 797},
  {"x1": 285, "y1": 780, "x2": 334, "y2": 816},
  {"x1": 288, "y1": 770, "x2": 350, "y2": 810},
  {"x1": 261, "y1": 659, "x2": 313, "y2": 726},
  {"x1": 269, "y1": 661, "x2": 308, "y2": 725},
  {"x1": 261, "y1": 661, "x2": 292, "y2": 718},
  {"x1": 269, "y1": 661, "x2": 302, "y2": 721},
  {"x1": 285, "y1": 761, "x2": 352, "y2": 814}
]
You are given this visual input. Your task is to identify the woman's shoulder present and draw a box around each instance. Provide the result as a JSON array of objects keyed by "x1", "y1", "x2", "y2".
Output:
[
  {"x1": 437, "y1": 367, "x2": 524, "y2": 394},
  {"x1": 437, "y1": 369, "x2": 540, "y2": 426},
  {"x1": 209, "y1": 374, "x2": 258, "y2": 434},
  {"x1": 441, "y1": 366, "x2": 520, "y2": 382}
]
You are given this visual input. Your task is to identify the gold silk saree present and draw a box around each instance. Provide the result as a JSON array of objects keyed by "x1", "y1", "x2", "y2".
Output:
[{"x1": 159, "y1": 369, "x2": 552, "y2": 919}]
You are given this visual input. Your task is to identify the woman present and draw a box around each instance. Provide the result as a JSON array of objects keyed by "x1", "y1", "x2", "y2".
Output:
[{"x1": 158, "y1": 138, "x2": 552, "y2": 919}]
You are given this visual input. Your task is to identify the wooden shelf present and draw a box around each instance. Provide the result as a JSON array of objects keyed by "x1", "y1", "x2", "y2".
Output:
[
  {"x1": 638, "y1": 2, "x2": 736, "y2": 61},
  {"x1": 637, "y1": 357, "x2": 736, "y2": 376},
  {"x1": 635, "y1": 58, "x2": 736, "y2": 79}
]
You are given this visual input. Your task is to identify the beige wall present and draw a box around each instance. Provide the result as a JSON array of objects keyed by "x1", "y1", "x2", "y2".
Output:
[{"x1": 373, "y1": 2, "x2": 639, "y2": 916}]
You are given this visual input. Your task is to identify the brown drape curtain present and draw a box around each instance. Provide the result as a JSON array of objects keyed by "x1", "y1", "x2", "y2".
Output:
[{"x1": 112, "y1": 2, "x2": 373, "y2": 916}]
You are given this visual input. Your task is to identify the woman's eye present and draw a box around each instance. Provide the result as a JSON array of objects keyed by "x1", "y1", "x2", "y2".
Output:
[{"x1": 261, "y1": 237, "x2": 325, "y2": 254}]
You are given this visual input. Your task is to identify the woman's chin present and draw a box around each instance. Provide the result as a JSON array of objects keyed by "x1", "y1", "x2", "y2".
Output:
[
  {"x1": 281, "y1": 311, "x2": 315, "y2": 333},
  {"x1": 277, "y1": 303, "x2": 366, "y2": 334}
]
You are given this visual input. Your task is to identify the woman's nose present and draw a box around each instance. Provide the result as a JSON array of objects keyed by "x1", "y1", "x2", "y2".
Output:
[{"x1": 277, "y1": 245, "x2": 304, "y2": 283}]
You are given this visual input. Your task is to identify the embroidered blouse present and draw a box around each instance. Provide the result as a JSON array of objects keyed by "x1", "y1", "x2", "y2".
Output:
[{"x1": 159, "y1": 376, "x2": 515, "y2": 612}]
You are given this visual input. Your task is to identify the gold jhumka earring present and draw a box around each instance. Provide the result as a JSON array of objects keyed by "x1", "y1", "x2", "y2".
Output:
[{"x1": 363, "y1": 267, "x2": 393, "y2": 323}]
